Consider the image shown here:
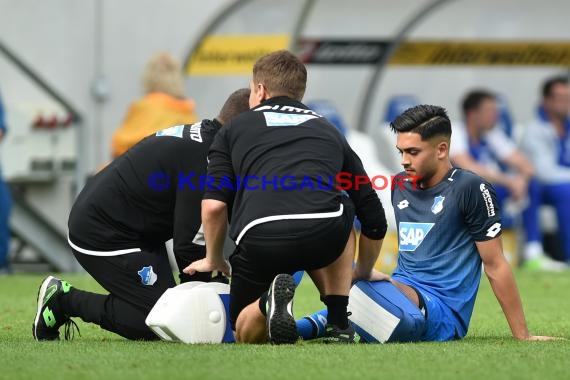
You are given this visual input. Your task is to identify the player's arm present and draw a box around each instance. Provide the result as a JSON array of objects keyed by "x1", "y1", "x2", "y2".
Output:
[
  {"x1": 463, "y1": 177, "x2": 557, "y2": 341},
  {"x1": 184, "y1": 128, "x2": 235, "y2": 276},
  {"x1": 340, "y1": 139, "x2": 388, "y2": 281},
  {"x1": 173, "y1": 189, "x2": 208, "y2": 276},
  {"x1": 478, "y1": 238, "x2": 556, "y2": 341},
  {"x1": 353, "y1": 235, "x2": 384, "y2": 281},
  {"x1": 478, "y1": 238, "x2": 530, "y2": 339},
  {"x1": 499, "y1": 150, "x2": 534, "y2": 200},
  {"x1": 486, "y1": 127, "x2": 534, "y2": 179},
  {"x1": 173, "y1": 139, "x2": 210, "y2": 280},
  {"x1": 501, "y1": 150, "x2": 534, "y2": 179},
  {"x1": 195, "y1": 199, "x2": 229, "y2": 275}
]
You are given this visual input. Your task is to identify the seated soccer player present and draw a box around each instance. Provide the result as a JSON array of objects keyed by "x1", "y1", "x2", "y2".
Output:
[{"x1": 298, "y1": 105, "x2": 557, "y2": 343}]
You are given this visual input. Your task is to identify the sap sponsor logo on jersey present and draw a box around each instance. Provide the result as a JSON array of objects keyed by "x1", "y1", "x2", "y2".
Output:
[
  {"x1": 479, "y1": 183, "x2": 496, "y2": 217},
  {"x1": 431, "y1": 195, "x2": 445, "y2": 215},
  {"x1": 156, "y1": 125, "x2": 185, "y2": 138},
  {"x1": 263, "y1": 112, "x2": 318, "y2": 126},
  {"x1": 257, "y1": 105, "x2": 323, "y2": 127},
  {"x1": 399, "y1": 222, "x2": 434, "y2": 251},
  {"x1": 156, "y1": 123, "x2": 203, "y2": 143}
]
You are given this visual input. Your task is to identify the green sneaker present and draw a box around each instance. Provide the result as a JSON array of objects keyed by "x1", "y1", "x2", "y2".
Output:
[
  {"x1": 322, "y1": 323, "x2": 360, "y2": 344},
  {"x1": 266, "y1": 274, "x2": 298, "y2": 345},
  {"x1": 32, "y1": 276, "x2": 77, "y2": 341},
  {"x1": 522, "y1": 255, "x2": 568, "y2": 272}
]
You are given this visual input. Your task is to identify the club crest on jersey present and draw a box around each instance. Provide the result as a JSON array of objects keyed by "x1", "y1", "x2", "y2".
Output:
[
  {"x1": 399, "y1": 222, "x2": 434, "y2": 251},
  {"x1": 431, "y1": 195, "x2": 445, "y2": 214},
  {"x1": 137, "y1": 266, "x2": 158, "y2": 286}
]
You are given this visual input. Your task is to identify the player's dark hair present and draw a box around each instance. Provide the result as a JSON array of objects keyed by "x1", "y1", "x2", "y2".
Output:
[
  {"x1": 253, "y1": 50, "x2": 307, "y2": 101},
  {"x1": 390, "y1": 104, "x2": 451, "y2": 141},
  {"x1": 542, "y1": 75, "x2": 569, "y2": 98},
  {"x1": 461, "y1": 90, "x2": 496, "y2": 115},
  {"x1": 217, "y1": 88, "x2": 251, "y2": 125}
]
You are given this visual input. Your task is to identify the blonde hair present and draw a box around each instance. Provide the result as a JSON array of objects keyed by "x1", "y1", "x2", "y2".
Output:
[
  {"x1": 253, "y1": 50, "x2": 307, "y2": 101},
  {"x1": 142, "y1": 52, "x2": 186, "y2": 99}
]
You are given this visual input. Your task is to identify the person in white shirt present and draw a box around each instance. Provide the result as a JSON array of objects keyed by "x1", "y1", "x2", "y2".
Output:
[
  {"x1": 451, "y1": 90, "x2": 565, "y2": 271},
  {"x1": 520, "y1": 76, "x2": 570, "y2": 266}
]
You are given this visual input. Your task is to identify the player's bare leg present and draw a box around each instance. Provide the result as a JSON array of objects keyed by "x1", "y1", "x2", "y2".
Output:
[
  {"x1": 234, "y1": 301, "x2": 266, "y2": 343},
  {"x1": 235, "y1": 274, "x2": 297, "y2": 344},
  {"x1": 308, "y1": 230, "x2": 358, "y2": 343},
  {"x1": 309, "y1": 229, "x2": 355, "y2": 297}
]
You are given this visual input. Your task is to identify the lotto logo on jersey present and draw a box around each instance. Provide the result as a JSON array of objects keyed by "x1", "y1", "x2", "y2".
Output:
[{"x1": 398, "y1": 222, "x2": 434, "y2": 251}]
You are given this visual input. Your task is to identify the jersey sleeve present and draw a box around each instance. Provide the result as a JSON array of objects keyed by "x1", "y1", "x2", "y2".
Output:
[
  {"x1": 341, "y1": 138, "x2": 387, "y2": 240},
  {"x1": 172, "y1": 139, "x2": 207, "y2": 265},
  {"x1": 461, "y1": 176, "x2": 503, "y2": 241},
  {"x1": 203, "y1": 125, "x2": 236, "y2": 204},
  {"x1": 172, "y1": 188, "x2": 205, "y2": 269}
]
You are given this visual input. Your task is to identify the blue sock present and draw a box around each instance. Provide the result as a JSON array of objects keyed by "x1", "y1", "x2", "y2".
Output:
[
  {"x1": 292, "y1": 271, "x2": 304, "y2": 286},
  {"x1": 296, "y1": 309, "x2": 328, "y2": 340}
]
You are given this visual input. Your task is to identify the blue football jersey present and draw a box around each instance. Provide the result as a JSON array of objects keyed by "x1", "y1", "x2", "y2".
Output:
[{"x1": 391, "y1": 168, "x2": 502, "y2": 338}]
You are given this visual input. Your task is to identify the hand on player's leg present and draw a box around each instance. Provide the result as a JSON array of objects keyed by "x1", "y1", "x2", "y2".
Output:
[
  {"x1": 183, "y1": 258, "x2": 231, "y2": 277},
  {"x1": 352, "y1": 268, "x2": 391, "y2": 282}
]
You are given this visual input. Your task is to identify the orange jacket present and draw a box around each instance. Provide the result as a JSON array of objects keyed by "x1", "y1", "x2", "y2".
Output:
[{"x1": 111, "y1": 92, "x2": 198, "y2": 157}]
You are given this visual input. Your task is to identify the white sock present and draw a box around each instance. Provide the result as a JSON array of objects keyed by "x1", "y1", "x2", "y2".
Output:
[{"x1": 524, "y1": 241, "x2": 543, "y2": 260}]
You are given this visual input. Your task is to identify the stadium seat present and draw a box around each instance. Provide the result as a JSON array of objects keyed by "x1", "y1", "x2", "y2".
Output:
[
  {"x1": 384, "y1": 95, "x2": 420, "y2": 124},
  {"x1": 305, "y1": 99, "x2": 348, "y2": 136}
]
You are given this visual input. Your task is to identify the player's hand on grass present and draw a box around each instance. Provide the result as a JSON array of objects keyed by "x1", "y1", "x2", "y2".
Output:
[
  {"x1": 518, "y1": 335, "x2": 565, "y2": 341},
  {"x1": 184, "y1": 257, "x2": 231, "y2": 277}
]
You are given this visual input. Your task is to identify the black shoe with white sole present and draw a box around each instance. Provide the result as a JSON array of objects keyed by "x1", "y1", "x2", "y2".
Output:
[{"x1": 266, "y1": 274, "x2": 298, "y2": 345}]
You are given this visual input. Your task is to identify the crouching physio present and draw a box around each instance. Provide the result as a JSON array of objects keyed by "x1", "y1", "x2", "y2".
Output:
[{"x1": 32, "y1": 89, "x2": 251, "y2": 341}]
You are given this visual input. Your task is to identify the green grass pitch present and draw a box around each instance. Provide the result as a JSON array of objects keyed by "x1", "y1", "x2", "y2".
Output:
[{"x1": 1, "y1": 271, "x2": 569, "y2": 380}]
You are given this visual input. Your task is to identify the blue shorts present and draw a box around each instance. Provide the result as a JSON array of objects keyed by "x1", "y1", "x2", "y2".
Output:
[{"x1": 418, "y1": 290, "x2": 461, "y2": 342}]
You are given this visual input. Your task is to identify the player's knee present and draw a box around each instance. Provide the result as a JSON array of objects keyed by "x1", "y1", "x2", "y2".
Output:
[
  {"x1": 234, "y1": 302, "x2": 267, "y2": 343},
  {"x1": 349, "y1": 280, "x2": 426, "y2": 343}
]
